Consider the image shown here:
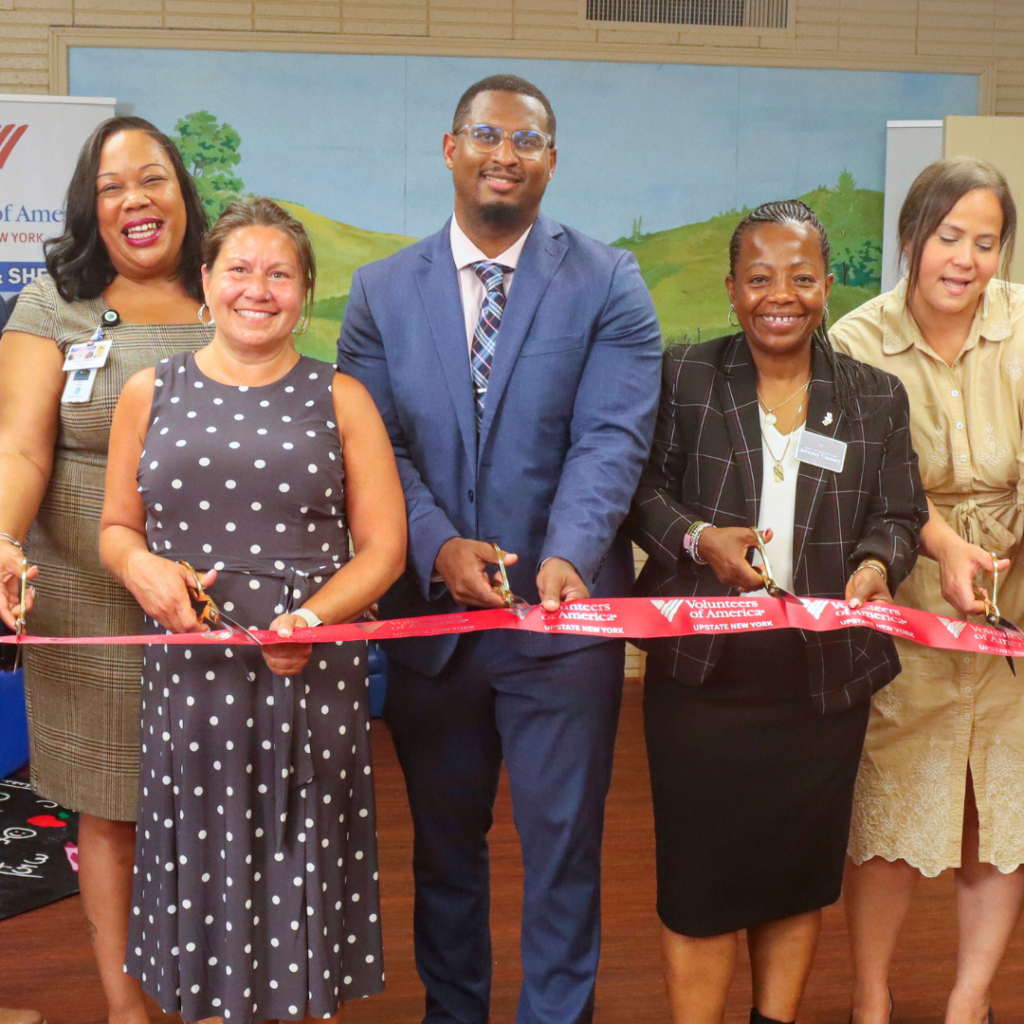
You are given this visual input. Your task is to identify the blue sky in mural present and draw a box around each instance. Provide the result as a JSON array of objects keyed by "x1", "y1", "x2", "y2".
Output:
[{"x1": 69, "y1": 50, "x2": 977, "y2": 243}]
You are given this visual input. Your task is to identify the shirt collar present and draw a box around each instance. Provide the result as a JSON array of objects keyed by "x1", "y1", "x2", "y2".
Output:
[
  {"x1": 449, "y1": 215, "x2": 534, "y2": 272},
  {"x1": 881, "y1": 277, "x2": 1013, "y2": 356}
]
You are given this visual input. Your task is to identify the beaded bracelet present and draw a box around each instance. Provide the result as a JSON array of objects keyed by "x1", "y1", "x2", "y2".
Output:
[
  {"x1": 0, "y1": 532, "x2": 24, "y2": 552},
  {"x1": 683, "y1": 520, "x2": 711, "y2": 566}
]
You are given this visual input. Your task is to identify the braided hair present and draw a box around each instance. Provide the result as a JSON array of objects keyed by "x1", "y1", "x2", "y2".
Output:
[{"x1": 729, "y1": 199, "x2": 870, "y2": 420}]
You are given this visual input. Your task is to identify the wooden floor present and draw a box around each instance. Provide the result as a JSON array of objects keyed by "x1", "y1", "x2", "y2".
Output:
[{"x1": 2, "y1": 676, "x2": 1023, "y2": 1023}]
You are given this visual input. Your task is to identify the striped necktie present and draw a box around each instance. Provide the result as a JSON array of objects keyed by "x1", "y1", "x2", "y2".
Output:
[{"x1": 470, "y1": 261, "x2": 512, "y2": 429}]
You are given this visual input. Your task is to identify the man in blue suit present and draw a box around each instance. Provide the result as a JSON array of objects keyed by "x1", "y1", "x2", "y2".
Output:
[{"x1": 337, "y1": 74, "x2": 661, "y2": 1024}]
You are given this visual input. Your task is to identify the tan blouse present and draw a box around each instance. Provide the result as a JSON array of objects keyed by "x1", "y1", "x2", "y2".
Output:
[{"x1": 831, "y1": 279, "x2": 1024, "y2": 875}]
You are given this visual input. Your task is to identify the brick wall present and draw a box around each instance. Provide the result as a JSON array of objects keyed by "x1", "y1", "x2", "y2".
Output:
[{"x1": 1, "y1": 1, "x2": 1022, "y2": 108}]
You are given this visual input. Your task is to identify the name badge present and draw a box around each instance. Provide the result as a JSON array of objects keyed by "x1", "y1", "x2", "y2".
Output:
[
  {"x1": 62, "y1": 339, "x2": 111, "y2": 372},
  {"x1": 61, "y1": 367, "x2": 98, "y2": 404},
  {"x1": 796, "y1": 429, "x2": 847, "y2": 473}
]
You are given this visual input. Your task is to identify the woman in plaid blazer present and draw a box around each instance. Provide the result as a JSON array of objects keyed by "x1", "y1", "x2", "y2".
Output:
[{"x1": 627, "y1": 201, "x2": 927, "y2": 1024}]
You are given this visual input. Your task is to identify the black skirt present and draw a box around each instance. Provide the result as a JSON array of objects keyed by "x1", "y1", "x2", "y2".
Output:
[{"x1": 644, "y1": 628, "x2": 870, "y2": 938}]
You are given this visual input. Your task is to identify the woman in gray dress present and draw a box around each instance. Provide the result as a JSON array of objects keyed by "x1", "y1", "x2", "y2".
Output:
[
  {"x1": 0, "y1": 116, "x2": 210, "y2": 1024},
  {"x1": 100, "y1": 198, "x2": 407, "y2": 1023}
]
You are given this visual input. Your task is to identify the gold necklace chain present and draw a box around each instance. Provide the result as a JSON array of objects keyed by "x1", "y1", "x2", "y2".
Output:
[
  {"x1": 756, "y1": 376, "x2": 810, "y2": 426},
  {"x1": 760, "y1": 402, "x2": 805, "y2": 482}
]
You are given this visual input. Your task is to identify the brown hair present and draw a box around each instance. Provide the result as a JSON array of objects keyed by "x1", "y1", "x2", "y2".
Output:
[
  {"x1": 202, "y1": 197, "x2": 316, "y2": 318},
  {"x1": 898, "y1": 156, "x2": 1016, "y2": 306}
]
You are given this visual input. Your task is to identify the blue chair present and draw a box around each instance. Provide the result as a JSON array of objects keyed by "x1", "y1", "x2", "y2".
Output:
[
  {"x1": 0, "y1": 668, "x2": 30, "y2": 777},
  {"x1": 368, "y1": 643, "x2": 388, "y2": 718}
]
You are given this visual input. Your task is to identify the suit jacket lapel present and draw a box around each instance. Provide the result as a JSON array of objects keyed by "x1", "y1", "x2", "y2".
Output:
[
  {"x1": 414, "y1": 220, "x2": 477, "y2": 465},
  {"x1": 478, "y1": 214, "x2": 568, "y2": 450},
  {"x1": 793, "y1": 344, "x2": 843, "y2": 573},
  {"x1": 716, "y1": 335, "x2": 762, "y2": 526}
]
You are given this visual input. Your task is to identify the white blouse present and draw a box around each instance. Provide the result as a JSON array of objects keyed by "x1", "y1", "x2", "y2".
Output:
[{"x1": 752, "y1": 408, "x2": 801, "y2": 594}]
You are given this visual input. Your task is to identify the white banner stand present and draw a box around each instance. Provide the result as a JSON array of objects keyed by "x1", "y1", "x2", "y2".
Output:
[{"x1": 0, "y1": 94, "x2": 115, "y2": 303}]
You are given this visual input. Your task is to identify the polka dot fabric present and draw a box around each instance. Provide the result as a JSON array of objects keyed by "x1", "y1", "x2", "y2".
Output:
[{"x1": 126, "y1": 352, "x2": 383, "y2": 1022}]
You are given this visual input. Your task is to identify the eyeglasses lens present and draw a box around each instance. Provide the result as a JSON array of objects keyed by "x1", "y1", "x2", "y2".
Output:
[{"x1": 467, "y1": 125, "x2": 547, "y2": 158}]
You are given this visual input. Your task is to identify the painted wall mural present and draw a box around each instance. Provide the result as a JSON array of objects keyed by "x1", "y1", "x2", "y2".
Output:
[{"x1": 69, "y1": 51, "x2": 978, "y2": 359}]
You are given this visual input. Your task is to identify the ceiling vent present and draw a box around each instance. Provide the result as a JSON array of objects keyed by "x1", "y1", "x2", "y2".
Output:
[{"x1": 585, "y1": 0, "x2": 788, "y2": 28}]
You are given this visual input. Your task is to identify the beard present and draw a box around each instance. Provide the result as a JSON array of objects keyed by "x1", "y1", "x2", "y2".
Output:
[{"x1": 478, "y1": 200, "x2": 524, "y2": 227}]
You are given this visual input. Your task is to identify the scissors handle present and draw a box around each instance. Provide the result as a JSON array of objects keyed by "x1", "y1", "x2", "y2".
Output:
[
  {"x1": 11, "y1": 556, "x2": 28, "y2": 672},
  {"x1": 177, "y1": 559, "x2": 222, "y2": 627},
  {"x1": 751, "y1": 528, "x2": 781, "y2": 597},
  {"x1": 492, "y1": 543, "x2": 516, "y2": 609},
  {"x1": 976, "y1": 551, "x2": 1003, "y2": 627}
]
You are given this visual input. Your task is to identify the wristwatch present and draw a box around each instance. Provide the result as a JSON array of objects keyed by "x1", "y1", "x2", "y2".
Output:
[{"x1": 292, "y1": 607, "x2": 323, "y2": 628}]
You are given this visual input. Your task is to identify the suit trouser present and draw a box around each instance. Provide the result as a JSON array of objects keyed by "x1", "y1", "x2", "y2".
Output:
[{"x1": 384, "y1": 631, "x2": 625, "y2": 1024}]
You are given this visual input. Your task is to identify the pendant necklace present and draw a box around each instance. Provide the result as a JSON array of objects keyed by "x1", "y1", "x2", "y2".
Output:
[
  {"x1": 761, "y1": 402, "x2": 804, "y2": 482},
  {"x1": 757, "y1": 377, "x2": 810, "y2": 426}
]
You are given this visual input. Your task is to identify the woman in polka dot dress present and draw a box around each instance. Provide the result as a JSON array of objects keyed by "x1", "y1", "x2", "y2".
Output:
[{"x1": 99, "y1": 197, "x2": 407, "y2": 1024}]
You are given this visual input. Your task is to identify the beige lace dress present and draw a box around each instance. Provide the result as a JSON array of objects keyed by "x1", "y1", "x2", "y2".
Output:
[
  {"x1": 831, "y1": 279, "x2": 1024, "y2": 876},
  {"x1": 2, "y1": 274, "x2": 210, "y2": 821}
]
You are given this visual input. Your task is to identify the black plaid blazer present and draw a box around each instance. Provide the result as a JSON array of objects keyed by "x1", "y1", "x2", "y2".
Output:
[{"x1": 627, "y1": 333, "x2": 928, "y2": 714}]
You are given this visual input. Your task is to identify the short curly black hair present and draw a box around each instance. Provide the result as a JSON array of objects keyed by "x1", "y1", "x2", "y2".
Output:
[{"x1": 452, "y1": 74, "x2": 556, "y2": 144}]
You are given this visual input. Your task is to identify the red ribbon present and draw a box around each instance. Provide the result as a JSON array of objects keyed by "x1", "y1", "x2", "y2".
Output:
[{"x1": 2, "y1": 595, "x2": 1023, "y2": 659}]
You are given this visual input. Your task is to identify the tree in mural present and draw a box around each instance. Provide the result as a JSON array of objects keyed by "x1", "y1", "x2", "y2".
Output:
[
  {"x1": 171, "y1": 111, "x2": 245, "y2": 222},
  {"x1": 826, "y1": 169, "x2": 881, "y2": 287}
]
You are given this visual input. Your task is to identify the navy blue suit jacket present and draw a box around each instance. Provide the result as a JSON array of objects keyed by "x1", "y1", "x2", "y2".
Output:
[{"x1": 338, "y1": 213, "x2": 662, "y2": 674}]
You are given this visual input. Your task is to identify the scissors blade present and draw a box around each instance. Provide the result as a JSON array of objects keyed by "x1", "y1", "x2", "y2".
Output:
[
  {"x1": 217, "y1": 610, "x2": 263, "y2": 646},
  {"x1": 996, "y1": 615, "x2": 1023, "y2": 676}
]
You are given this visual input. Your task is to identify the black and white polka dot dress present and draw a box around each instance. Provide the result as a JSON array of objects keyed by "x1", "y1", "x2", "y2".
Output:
[{"x1": 125, "y1": 351, "x2": 384, "y2": 1022}]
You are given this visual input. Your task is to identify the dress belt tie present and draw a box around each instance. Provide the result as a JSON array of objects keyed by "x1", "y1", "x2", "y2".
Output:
[{"x1": 942, "y1": 493, "x2": 1019, "y2": 558}]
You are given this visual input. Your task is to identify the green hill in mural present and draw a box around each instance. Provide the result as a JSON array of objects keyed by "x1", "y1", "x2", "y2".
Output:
[
  {"x1": 274, "y1": 201, "x2": 417, "y2": 362},
  {"x1": 613, "y1": 173, "x2": 884, "y2": 344},
  {"x1": 270, "y1": 172, "x2": 881, "y2": 361}
]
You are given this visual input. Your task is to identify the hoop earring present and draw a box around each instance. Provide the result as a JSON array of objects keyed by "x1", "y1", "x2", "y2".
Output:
[
  {"x1": 292, "y1": 316, "x2": 309, "y2": 336},
  {"x1": 728, "y1": 305, "x2": 739, "y2": 328},
  {"x1": 822, "y1": 304, "x2": 830, "y2": 326},
  {"x1": 197, "y1": 303, "x2": 213, "y2": 326}
]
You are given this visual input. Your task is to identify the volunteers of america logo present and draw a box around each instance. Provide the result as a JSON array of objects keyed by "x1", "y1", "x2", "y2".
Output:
[
  {"x1": 938, "y1": 617, "x2": 967, "y2": 638},
  {"x1": 798, "y1": 597, "x2": 830, "y2": 621},
  {"x1": 0, "y1": 125, "x2": 27, "y2": 170},
  {"x1": 651, "y1": 598, "x2": 684, "y2": 623}
]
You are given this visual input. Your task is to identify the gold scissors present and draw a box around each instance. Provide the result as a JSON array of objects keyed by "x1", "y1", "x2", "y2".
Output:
[
  {"x1": 492, "y1": 544, "x2": 524, "y2": 610},
  {"x1": 977, "y1": 551, "x2": 1021, "y2": 675},
  {"x1": 178, "y1": 560, "x2": 262, "y2": 645},
  {"x1": 12, "y1": 557, "x2": 28, "y2": 672},
  {"x1": 751, "y1": 527, "x2": 784, "y2": 598}
]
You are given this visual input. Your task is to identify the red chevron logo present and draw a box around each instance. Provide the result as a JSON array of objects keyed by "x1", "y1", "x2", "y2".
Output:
[{"x1": 0, "y1": 124, "x2": 28, "y2": 169}]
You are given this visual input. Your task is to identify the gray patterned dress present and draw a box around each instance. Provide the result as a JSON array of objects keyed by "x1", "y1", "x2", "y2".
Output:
[
  {"x1": 125, "y1": 351, "x2": 383, "y2": 1022},
  {"x1": 2, "y1": 274, "x2": 209, "y2": 820}
]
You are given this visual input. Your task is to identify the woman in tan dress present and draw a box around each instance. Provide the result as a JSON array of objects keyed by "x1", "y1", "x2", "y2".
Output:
[
  {"x1": 831, "y1": 157, "x2": 1023, "y2": 1024},
  {"x1": 0, "y1": 117, "x2": 211, "y2": 1024}
]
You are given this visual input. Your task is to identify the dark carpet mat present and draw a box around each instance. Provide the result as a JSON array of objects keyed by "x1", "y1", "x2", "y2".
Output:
[{"x1": 0, "y1": 778, "x2": 79, "y2": 920}]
